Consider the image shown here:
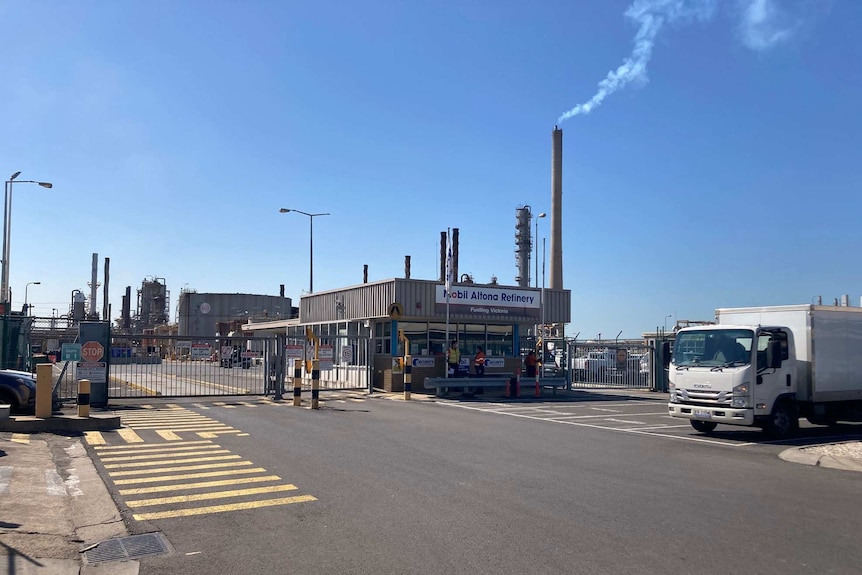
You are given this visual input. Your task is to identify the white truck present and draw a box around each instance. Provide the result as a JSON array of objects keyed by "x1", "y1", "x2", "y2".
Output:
[{"x1": 667, "y1": 305, "x2": 862, "y2": 436}]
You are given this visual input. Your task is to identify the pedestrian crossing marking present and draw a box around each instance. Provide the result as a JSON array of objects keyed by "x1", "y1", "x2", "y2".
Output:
[
  {"x1": 103, "y1": 454, "x2": 242, "y2": 469},
  {"x1": 117, "y1": 428, "x2": 144, "y2": 443},
  {"x1": 84, "y1": 431, "x2": 106, "y2": 446},
  {"x1": 118, "y1": 474, "x2": 282, "y2": 495},
  {"x1": 88, "y1": 437, "x2": 317, "y2": 522},
  {"x1": 99, "y1": 448, "x2": 228, "y2": 463},
  {"x1": 132, "y1": 495, "x2": 318, "y2": 521},
  {"x1": 156, "y1": 430, "x2": 183, "y2": 441},
  {"x1": 126, "y1": 483, "x2": 299, "y2": 507},
  {"x1": 112, "y1": 467, "x2": 268, "y2": 485},
  {"x1": 11, "y1": 433, "x2": 29, "y2": 444},
  {"x1": 109, "y1": 460, "x2": 253, "y2": 477},
  {"x1": 94, "y1": 440, "x2": 213, "y2": 451}
]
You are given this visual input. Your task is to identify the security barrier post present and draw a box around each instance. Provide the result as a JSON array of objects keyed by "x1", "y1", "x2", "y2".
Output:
[
  {"x1": 404, "y1": 355, "x2": 412, "y2": 400},
  {"x1": 78, "y1": 379, "x2": 91, "y2": 418},
  {"x1": 35, "y1": 363, "x2": 53, "y2": 418},
  {"x1": 311, "y1": 359, "x2": 320, "y2": 410},
  {"x1": 293, "y1": 359, "x2": 303, "y2": 407}
]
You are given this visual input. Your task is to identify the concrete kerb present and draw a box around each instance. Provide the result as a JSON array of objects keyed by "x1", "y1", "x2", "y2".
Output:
[
  {"x1": 779, "y1": 441, "x2": 862, "y2": 472},
  {"x1": 0, "y1": 409, "x2": 121, "y2": 433}
]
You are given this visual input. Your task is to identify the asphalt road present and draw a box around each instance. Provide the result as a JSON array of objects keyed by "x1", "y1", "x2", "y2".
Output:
[{"x1": 85, "y1": 392, "x2": 862, "y2": 575}]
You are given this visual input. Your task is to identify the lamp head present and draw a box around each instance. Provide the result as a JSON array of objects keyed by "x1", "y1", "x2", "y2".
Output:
[
  {"x1": 10, "y1": 172, "x2": 21, "y2": 181},
  {"x1": 38, "y1": 182, "x2": 52, "y2": 189},
  {"x1": 538, "y1": 212, "x2": 547, "y2": 218},
  {"x1": 279, "y1": 208, "x2": 290, "y2": 213},
  {"x1": 34, "y1": 281, "x2": 41, "y2": 285}
]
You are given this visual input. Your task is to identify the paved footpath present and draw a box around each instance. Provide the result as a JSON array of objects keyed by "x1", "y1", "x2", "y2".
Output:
[{"x1": 0, "y1": 433, "x2": 138, "y2": 575}]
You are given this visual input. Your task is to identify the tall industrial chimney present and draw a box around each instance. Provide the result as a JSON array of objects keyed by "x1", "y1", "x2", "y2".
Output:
[
  {"x1": 550, "y1": 126, "x2": 563, "y2": 290},
  {"x1": 452, "y1": 228, "x2": 460, "y2": 282},
  {"x1": 89, "y1": 253, "x2": 99, "y2": 318}
]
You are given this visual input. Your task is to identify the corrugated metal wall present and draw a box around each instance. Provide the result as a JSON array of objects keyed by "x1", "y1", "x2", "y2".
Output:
[
  {"x1": 299, "y1": 279, "x2": 570, "y2": 326},
  {"x1": 301, "y1": 281, "x2": 395, "y2": 324}
]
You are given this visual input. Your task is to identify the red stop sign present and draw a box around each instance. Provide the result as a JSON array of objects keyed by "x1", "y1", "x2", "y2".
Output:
[{"x1": 82, "y1": 341, "x2": 104, "y2": 362}]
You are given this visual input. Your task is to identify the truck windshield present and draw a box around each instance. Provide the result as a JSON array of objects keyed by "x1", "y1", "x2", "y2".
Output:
[{"x1": 673, "y1": 329, "x2": 753, "y2": 367}]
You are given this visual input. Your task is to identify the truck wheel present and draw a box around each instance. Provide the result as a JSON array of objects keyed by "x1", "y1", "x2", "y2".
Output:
[
  {"x1": 766, "y1": 400, "x2": 799, "y2": 438},
  {"x1": 690, "y1": 420, "x2": 717, "y2": 433}
]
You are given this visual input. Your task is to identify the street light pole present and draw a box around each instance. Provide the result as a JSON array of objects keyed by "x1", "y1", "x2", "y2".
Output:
[
  {"x1": 664, "y1": 314, "x2": 673, "y2": 333},
  {"x1": 2, "y1": 172, "x2": 53, "y2": 303},
  {"x1": 279, "y1": 208, "x2": 330, "y2": 294},
  {"x1": 24, "y1": 281, "x2": 40, "y2": 315},
  {"x1": 534, "y1": 211, "x2": 546, "y2": 289}
]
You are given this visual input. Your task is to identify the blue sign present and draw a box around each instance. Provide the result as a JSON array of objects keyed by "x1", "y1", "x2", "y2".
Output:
[{"x1": 61, "y1": 343, "x2": 82, "y2": 362}]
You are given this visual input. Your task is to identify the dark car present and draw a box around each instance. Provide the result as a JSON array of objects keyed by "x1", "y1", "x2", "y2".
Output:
[{"x1": 0, "y1": 369, "x2": 37, "y2": 414}]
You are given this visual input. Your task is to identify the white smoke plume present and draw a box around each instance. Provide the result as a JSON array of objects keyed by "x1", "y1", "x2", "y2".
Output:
[
  {"x1": 558, "y1": 0, "x2": 716, "y2": 123},
  {"x1": 739, "y1": 0, "x2": 799, "y2": 51}
]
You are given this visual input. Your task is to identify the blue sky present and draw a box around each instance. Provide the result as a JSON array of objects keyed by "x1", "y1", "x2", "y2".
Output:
[{"x1": 1, "y1": 0, "x2": 859, "y2": 339}]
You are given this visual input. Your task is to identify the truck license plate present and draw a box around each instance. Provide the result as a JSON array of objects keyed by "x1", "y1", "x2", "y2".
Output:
[{"x1": 693, "y1": 410, "x2": 711, "y2": 419}]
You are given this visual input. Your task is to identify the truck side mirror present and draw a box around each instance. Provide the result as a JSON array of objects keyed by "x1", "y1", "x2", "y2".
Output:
[
  {"x1": 766, "y1": 340, "x2": 782, "y2": 369},
  {"x1": 661, "y1": 341, "x2": 671, "y2": 368}
]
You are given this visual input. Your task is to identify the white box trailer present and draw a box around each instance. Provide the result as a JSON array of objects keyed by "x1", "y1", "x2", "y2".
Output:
[{"x1": 668, "y1": 304, "x2": 862, "y2": 436}]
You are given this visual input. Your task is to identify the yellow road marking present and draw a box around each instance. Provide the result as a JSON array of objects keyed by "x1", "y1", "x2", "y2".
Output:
[
  {"x1": 112, "y1": 467, "x2": 268, "y2": 485},
  {"x1": 197, "y1": 432, "x2": 218, "y2": 438},
  {"x1": 119, "y1": 475, "x2": 282, "y2": 495},
  {"x1": 156, "y1": 430, "x2": 183, "y2": 441},
  {"x1": 11, "y1": 433, "x2": 29, "y2": 444},
  {"x1": 132, "y1": 495, "x2": 317, "y2": 520},
  {"x1": 109, "y1": 461, "x2": 253, "y2": 477},
  {"x1": 192, "y1": 403, "x2": 210, "y2": 410},
  {"x1": 123, "y1": 416, "x2": 213, "y2": 422},
  {"x1": 97, "y1": 444, "x2": 222, "y2": 457},
  {"x1": 95, "y1": 440, "x2": 213, "y2": 451},
  {"x1": 84, "y1": 431, "x2": 106, "y2": 445},
  {"x1": 236, "y1": 433, "x2": 250, "y2": 437},
  {"x1": 124, "y1": 425, "x2": 234, "y2": 432},
  {"x1": 104, "y1": 454, "x2": 241, "y2": 469},
  {"x1": 238, "y1": 402, "x2": 258, "y2": 408},
  {"x1": 124, "y1": 423, "x2": 225, "y2": 429},
  {"x1": 201, "y1": 430, "x2": 243, "y2": 436},
  {"x1": 100, "y1": 449, "x2": 230, "y2": 463},
  {"x1": 127, "y1": 483, "x2": 299, "y2": 506},
  {"x1": 117, "y1": 428, "x2": 144, "y2": 443}
]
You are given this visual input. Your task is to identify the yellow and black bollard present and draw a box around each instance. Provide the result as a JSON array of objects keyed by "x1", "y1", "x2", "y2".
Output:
[
  {"x1": 78, "y1": 379, "x2": 91, "y2": 418},
  {"x1": 404, "y1": 355, "x2": 412, "y2": 401},
  {"x1": 293, "y1": 359, "x2": 303, "y2": 407},
  {"x1": 311, "y1": 359, "x2": 320, "y2": 410},
  {"x1": 35, "y1": 363, "x2": 53, "y2": 418}
]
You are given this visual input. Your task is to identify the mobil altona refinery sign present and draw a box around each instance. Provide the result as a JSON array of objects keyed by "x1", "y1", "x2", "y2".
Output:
[{"x1": 434, "y1": 285, "x2": 540, "y2": 319}]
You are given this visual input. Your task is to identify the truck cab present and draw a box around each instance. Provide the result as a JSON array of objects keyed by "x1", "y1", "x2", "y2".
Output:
[{"x1": 668, "y1": 325, "x2": 797, "y2": 436}]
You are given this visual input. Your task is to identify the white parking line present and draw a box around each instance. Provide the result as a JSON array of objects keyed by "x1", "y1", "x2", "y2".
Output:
[
  {"x1": 547, "y1": 412, "x2": 668, "y2": 420},
  {"x1": 440, "y1": 402, "x2": 746, "y2": 446},
  {"x1": 626, "y1": 424, "x2": 692, "y2": 431},
  {"x1": 604, "y1": 418, "x2": 648, "y2": 425},
  {"x1": 588, "y1": 407, "x2": 620, "y2": 413}
]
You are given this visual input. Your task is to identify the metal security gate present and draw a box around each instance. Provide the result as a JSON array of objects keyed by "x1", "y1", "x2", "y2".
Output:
[
  {"x1": 107, "y1": 334, "x2": 275, "y2": 399},
  {"x1": 568, "y1": 341, "x2": 652, "y2": 390},
  {"x1": 105, "y1": 333, "x2": 372, "y2": 399},
  {"x1": 284, "y1": 335, "x2": 372, "y2": 392}
]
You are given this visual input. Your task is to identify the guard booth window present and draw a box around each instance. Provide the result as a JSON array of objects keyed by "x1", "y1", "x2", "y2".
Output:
[
  {"x1": 399, "y1": 322, "x2": 428, "y2": 356},
  {"x1": 487, "y1": 324, "x2": 513, "y2": 357},
  {"x1": 459, "y1": 324, "x2": 485, "y2": 357}
]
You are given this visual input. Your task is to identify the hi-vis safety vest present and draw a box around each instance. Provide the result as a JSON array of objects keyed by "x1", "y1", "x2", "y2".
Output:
[{"x1": 448, "y1": 347, "x2": 460, "y2": 364}]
